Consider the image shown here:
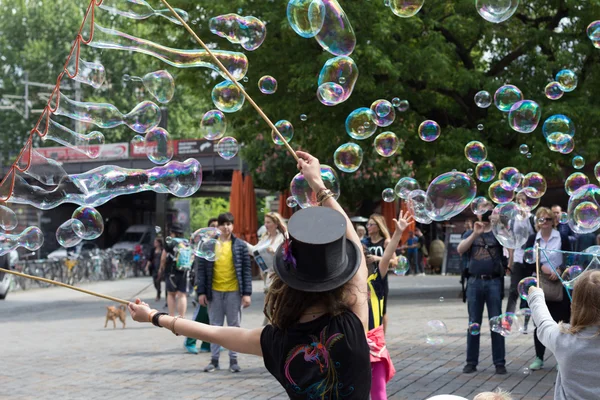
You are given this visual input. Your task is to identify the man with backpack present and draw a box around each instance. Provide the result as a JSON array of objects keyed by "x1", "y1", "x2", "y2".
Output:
[{"x1": 159, "y1": 224, "x2": 193, "y2": 318}]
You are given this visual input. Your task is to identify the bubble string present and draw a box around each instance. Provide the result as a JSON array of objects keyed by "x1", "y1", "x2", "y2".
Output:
[
  {"x1": 158, "y1": 0, "x2": 299, "y2": 163},
  {"x1": 534, "y1": 243, "x2": 540, "y2": 288}
]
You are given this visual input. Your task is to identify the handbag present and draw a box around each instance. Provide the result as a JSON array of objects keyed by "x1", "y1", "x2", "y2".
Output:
[{"x1": 539, "y1": 272, "x2": 564, "y2": 302}]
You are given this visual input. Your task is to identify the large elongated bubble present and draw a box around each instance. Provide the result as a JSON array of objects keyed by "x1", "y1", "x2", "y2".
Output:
[
  {"x1": 99, "y1": 0, "x2": 189, "y2": 25},
  {"x1": 54, "y1": 92, "x2": 161, "y2": 134},
  {"x1": 314, "y1": 0, "x2": 356, "y2": 56},
  {"x1": 88, "y1": 24, "x2": 248, "y2": 81},
  {"x1": 317, "y1": 56, "x2": 358, "y2": 106},
  {"x1": 66, "y1": 57, "x2": 106, "y2": 89},
  {"x1": 209, "y1": 14, "x2": 267, "y2": 51},
  {"x1": 287, "y1": 0, "x2": 326, "y2": 38},
  {"x1": 42, "y1": 118, "x2": 105, "y2": 158},
  {"x1": 0, "y1": 226, "x2": 44, "y2": 256},
  {"x1": 426, "y1": 172, "x2": 477, "y2": 221},
  {"x1": 125, "y1": 70, "x2": 175, "y2": 104}
]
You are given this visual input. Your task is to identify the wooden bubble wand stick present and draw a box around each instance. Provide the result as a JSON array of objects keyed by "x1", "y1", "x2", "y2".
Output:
[
  {"x1": 158, "y1": 0, "x2": 299, "y2": 163},
  {"x1": 534, "y1": 243, "x2": 540, "y2": 288}
]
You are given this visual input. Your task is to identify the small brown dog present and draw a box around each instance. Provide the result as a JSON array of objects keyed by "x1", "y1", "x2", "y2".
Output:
[{"x1": 104, "y1": 305, "x2": 127, "y2": 329}]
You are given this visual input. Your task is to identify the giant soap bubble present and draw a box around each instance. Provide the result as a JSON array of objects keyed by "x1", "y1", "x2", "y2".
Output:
[
  {"x1": 491, "y1": 202, "x2": 531, "y2": 249},
  {"x1": 287, "y1": 0, "x2": 326, "y2": 38},
  {"x1": 425, "y1": 171, "x2": 477, "y2": 221}
]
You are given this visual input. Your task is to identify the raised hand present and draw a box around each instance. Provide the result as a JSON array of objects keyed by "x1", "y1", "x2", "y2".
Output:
[
  {"x1": 393, "y1": 210, "x2": 413, "y2": 233},
  {"x1": 296, "y1": 151, "x2": 324, "y2": 191},
  {"x1": 473, "y1": 221, "x2": 485, "y2": 236}
]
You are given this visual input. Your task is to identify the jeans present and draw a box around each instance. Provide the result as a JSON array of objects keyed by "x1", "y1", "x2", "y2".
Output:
[
  {"x1": 466, "y1": 277, "x2": 505, "y2": 367},
  {"x1": 506, "y1": 262, "x2": 534, "y2": 314},
  {"x1": 208, "y1": 290, "x2": 242, "y2": 362},
  {"x1": 408, "y1": 251, "x2": 421, "y2": 274}
]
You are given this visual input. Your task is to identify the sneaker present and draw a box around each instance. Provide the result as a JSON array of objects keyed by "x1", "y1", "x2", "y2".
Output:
[
  {"x1": 529, "y1": 357, "x2": 544, "y2": 370},
  {"x1": 495, "y1": 365, "x2": 507, "y2": 375},
  {"x1": 229, "y1": 361, "x2": 241, "y2": 373},
  {"x1": 199, "y1": 347, "x2": 210, "y2": 353},
  {"x1": 220, "y1": 346, "x2": 226, "y2": 352},
  {"x1": 462, "y1": 364, "x2": 477, "y2": 374},
  {"x1": 184, "y1": 344, "x2": 198, "y2": 354},
  {"x1": 204, "y1": 360, "x2": 219, "y2": 372}
]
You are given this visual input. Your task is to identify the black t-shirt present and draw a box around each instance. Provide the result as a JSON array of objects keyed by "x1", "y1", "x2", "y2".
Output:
[
  {"x1": 260, "y1": 311, "x2": 371, "y2": 400},
  {"x1": 364, "y1": 237, "x2": 388, "y2": 322},
  {"x1": 164, "y1": 240, "x2": 184, "y2": 275}
]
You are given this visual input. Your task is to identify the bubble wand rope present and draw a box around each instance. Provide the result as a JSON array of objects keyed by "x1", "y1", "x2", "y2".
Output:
[
  {"x1": 158, "y1": 0, "x2": 299, "y2": 163},
  {"x1": 535, "y1": 243, "x2": 540, "y2": 288}
]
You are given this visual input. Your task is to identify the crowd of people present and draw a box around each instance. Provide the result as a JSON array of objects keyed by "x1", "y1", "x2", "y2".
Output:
[{"x1": 129, "y1": 151, "x2": 600, "y2": 399}]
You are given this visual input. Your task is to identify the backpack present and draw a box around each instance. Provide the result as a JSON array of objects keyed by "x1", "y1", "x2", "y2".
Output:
[{"x1": 175, "y1": 241, "x2": 194, "y2": 271}]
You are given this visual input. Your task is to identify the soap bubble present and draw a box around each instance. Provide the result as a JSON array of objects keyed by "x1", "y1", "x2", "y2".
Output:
[
  {"x1": 555, "y1": 69, "x2": 578, "y2": 92},
  {"x1": 418, "y1": 120, "x2": 441, "y2": 142},
  {"x1": 317, "y1": 82, "x2": 345, "y2": 106},
  {"x1": 426, "y1": 171, "x2": 477, "y2": 221},
  {"x1": 393, "y1": 255, "x2": 409, "y2": 275},
  {"x1": 572, "y1": 156, "x2": 585, "y2": 170},
  {"x1": 519, "y1": 144, "x2": 529, "y2": 154},
  {"x1": 300, "y1": 114, "x2": 308, "y2": 121},
  {"x1": 499, "y1": 167, "x2": 522, "y2": 190},
  {"x1": 346, "y1": 108, "x2": 377, "y2": 140},
  {"x1": 565, "y1": 173, "x2": 589, "y2": 196},
  {"x1": 382, "y1": 188, "x2": 396, "y2": 202},
  {"x1": 567, "y1": 184, "x2": 600, "y2": 234},
  {"x1": 286, "y1": 0, "x2": 326, "y2": 38},
  {"x1": 516, "y1": 308, "x2": 532, "y2": 334},
  {"x1": 394, "y1": 177, "x2": 420, "y2": 199},
  {"x1": 464, "y1": 141, "x2": 487, "y2": 164},
  {"x1": 211, "y1": 80, "x2": 245, "y2": 113},
  {"x1": 190, "y1": 227, "x2": 221, "y2": 255},
  {"x1": 595, "y1": 163, "x2": 600, "y2": 182},
  {"x1": 155, "y1": 226, "x2": 162, "y2": 234},
  {"x1": 467, "y1": 168, "x2": 474, "y2": 176},
  {"x1": 475, "y1": 161, "x2": 496, "y2": 182},
  {"x1": 514, "y1": 189, "x2": 540, "y2": 212},
  {"x1": 216, "y1": 137, "x2": 239, "y2": 160},
  {"x1": 562, "y1": 265, "x2": 584, "y2": 289},
  {"x1": 72, "y1": 206, "x2": 103, "y2": 240},
  {"x1": 522, "y1": 172, "x2": 547, "y2": 199},
  {"x1": 468, "y1": 322, "x2": 481, "y2": 336},
  {"x1": 518, "y1": 277, "x2": 538, "y2": 300},
  {"x1": 286, "y1": 196, "x2": 298, "y2": 208},
  {"x1": 476, "y1": 0, "x2": 519, "y2": 23},
  {"x1": 425, "y1": 320, "x2": 448, "y2": 345},
  {"x1": 526, "y1": 152, "x2": 532, "y2": 159},
  {"x1": 559, "y1": 211, "x2": 569, "y2": 224},
  {"x1": 508, "y1": 100, "x2": 541, "y2": 133},
  {"x1": 439, "y1": 297, "x2": 444, "y2": 302},
  {"x1": 272, "y1": 120, "x2": 294, "y2": 145},
  {"x1": 391, "y1": 97, "x2": 401, "y2": 107},
  {"x1": 494, "y1": 84, "x2": 523, "y2": 112},
  {"x1": 477, "y1": 124, "x2": 484, "y2": 131},
  {"x1": 131, "y1": 134, "x2": 145, "y2": 153},
  {"x1": 142, "y1": 70, "x2": 175, "y2": 104},
  {"x1": 145, "y1": 127, "x2": 174, "y2": 164},
  {"x1": 198, "y1": 239, "x2": 219, "y2": 262},
  {"x1": 389, "y1": 0, "x2": 424, "y2": 18},
  {"x1": 209, "y1": 14, "x2": 266, "y2": 51},
  {"x1": 333, "y1": 143, "x2": 363, "y2": 173},
  {"x1": 587, "y1": 20, "x2": 600, "y2": 40},
  {"x1": 523, "y1": 247, "x2": 535, "y2": 264},
  {"x1": 573, "y1": 201, "x2": 600, "y2": 232},
  {"x1": 374, "y1": 131, "x2": 400, "y2": 157},
  {"x1": 370, "y1": 99, "x2": 395, "y2": 127},
  {"x1": 474, "y1": 90, "x2": 492, "y2": 108},
  {"x1": 397, "y1": 100, "x2": 409, "y2": 112},
  {"x1": 471, "y1": 196, "x2": 493, "y2": 215},
  {"x1": 313, "y1": 0, "x2": 356, "y2": 56},
  {"x1": 408, "y1": 190, "x2": 433, "y2": 224},
  {"x1": 491, "y1": 202, "x2": 531, "y2": 249},
  {"x1": 489, "y1": 181, "x2": 514, "y2": 204},
  {"x1": 490, "y1": 312, "x2": 521, "y2": 337},
  {"x1": 543, "y1": 114, "x2": 575, "y2": 142},
  {"x1": 0, "y1": 205, "x2": 17, "y2": 230},
  {"x1": 200, "y1": 110, "x2": 227, "y2": 140},
  {"x1": 258, "y1": 75, "x2": 278, "y2": 94},
  {"x1": 545, "y1": 81, "x2": 564, "y2": 100},
  {"x1": 56, "y1": 219, "x2": 84, "y2": 248},
  {"x1": 290, "y1": 165, "x2": 339, "y2": 208}
]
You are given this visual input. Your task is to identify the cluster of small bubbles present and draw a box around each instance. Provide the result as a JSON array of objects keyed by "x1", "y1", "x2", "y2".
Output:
[
  {"x1": 258, "y1": 75, "x2": 278, "y2": 94},
  {"x1": 523, "y1": 248, "x2": 535, "y2": 264},
  {"x1": 489, "y1": 181, "x2": 515, "y2": 204},
  {"x1": 394, "y1": 177, "x2": 420, "y2": 199},
  {"x1": 0, "y1": 205, "x2": 17, "y2": 231},
  {"x1": 145, "y1": 127, "x2": 174, "y2": 164},
  {"x1": 474, "y1": 90, "x2": 492, "y2": 108},
  {"x1": 418, "y1": 120, "x2": 441, "y2": 142},
  {"x1": 382, "y1": 188, "x2": 396, "y2": 203},
  {"x1": 491, "y1": 202, "x2": 532, "y2": 249},
  {"x1": 394, "y1": 255, "x2": 409, "y2": 275},
  {"x1": 522, "y1": 172, "x2": 547, "y2": 198},
  {"x1": 543, "y1": 114, "x2": 575, "y2": 142},
  {"x1": 397, "y1": 100, "x2": 409, "y2": 112},
  {"x1": 476, "y1": 0, "x2": 520, "y2": 23},
  {"x1": 216, "y1": 137, "x2": 239, "y2": 160},
  {"x1": 200, "y1": 110, "x2": 227, "y2": 140},
  {"x1": 333, "y1": 143, "x2": 363, "y2": 173},
  {"x1": 272, "y1": 120, "x2": 294, "y2": 145},
  {"x1": 519, "y1": 144, "x2": 529, "y2": 154},
  {"x1": 370, "y1": 99, "x2": 395, "y2": 127},
  {"x1": 290, "y1": 165, "x2": 340, "y2": 208},
  {"x1": 209, "y1": 14, "x2": 266, "y2": 51},
  {"x1": 565, "y1": 172, "x2": 589, "y2": 196},
  {"x1": 426, "y1": 171, "x2": 477, "y2": 221},
  {"x1": 56, "y1": 219, "x2": 84, "y2": 248},
  {"x1": 555, "y1": 69, "x2": 578, "y2": 92},
  {"x1": 286, "y1": 0, "x2": 326, "y2": 38},
  {"x1": 389, "y1": 0, "x2": 424, "y2": 18},
  {"x1": 286, "y1": 196, "x2": 298, "y2": 208},
  {"x1": 464, "y1": 141, "x2": 487, "y2": 164},
  {"x1": 559, "y1": 211, "x2": 569, "y2": 224},
  {"x1": 374, "y1": 131, "x2": 400, "y2": 157},
  {"x1": 468, "y1": 322, "x2": 480, "y2": 336},
  {"x1": 425, "y1": 320, "x2": 448, "y2": 345},
  {"x1": 545, "y1": 81, "x2": 564, "y2": 100},
  {"x1": 494, "y1": 84, "x2": 523, "y2": 112},
  {"x1": 518, "y1": 277, "x2": 538, "y2": 300},
  {"x1": 211, "y1": 80, "x2": 245, "y2": 113},
  {"x1": 471, "y1": 196, "x2": 493, "y2": 215},
  {"x1": 508, "y1": 100, "x2": 541, "y2": 134},
  {"x1": 572, "y1": 155, "x2": 585, "y2": 170},
  {"x1": 466, "y1": 168, "x2": 474, "y2": 176},
  {"x1": 475, "y1": 161, "x2": 496, "y2": 182},
  {"x1": 300, "y1": 113, "x2": 308, "y2": 121},
  {"x1": 490, "y1": 312, "x2": 521, "y2": 337},
  {"x1": 72, "y1": 206, "x2": 103, "y2": 240}
]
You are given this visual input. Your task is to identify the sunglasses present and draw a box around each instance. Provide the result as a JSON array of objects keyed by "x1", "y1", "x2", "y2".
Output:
[{"x1": 537, "y1": 217, "x2": 551, "y2": 223}]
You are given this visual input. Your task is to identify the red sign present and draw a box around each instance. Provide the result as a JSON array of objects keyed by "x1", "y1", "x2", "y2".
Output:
[{"x1": 36, "y1": 143, "x2": 129, "y2": 162}]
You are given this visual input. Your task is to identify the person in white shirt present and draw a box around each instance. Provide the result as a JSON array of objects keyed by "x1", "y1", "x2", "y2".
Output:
[{"x1": 247, "y1": 212, "x2": 287, "y2": 293}]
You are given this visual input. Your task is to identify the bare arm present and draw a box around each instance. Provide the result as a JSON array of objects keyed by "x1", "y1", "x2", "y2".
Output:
[
  {"x1": 158, "y1": 249, "x2": 167, "y2": 275},
  {"x1": 379, "y1": 212, "x2": 412, "y2": 277}
]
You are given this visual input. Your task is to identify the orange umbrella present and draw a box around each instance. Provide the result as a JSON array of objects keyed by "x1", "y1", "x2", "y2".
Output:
[
  {"x1": 278, "y1": 189, "x2": 293, "y2": 219},
  {"x1": 242, "y1": 175, "x2": 258, "y2": 245},
  {"x1": 229, "y1": 170, "x2": 244, "y2": 238},
  {"x1": 381, "y1": 200, "x2": 397, "y2": 235},
  {"x1": 400, "y1": 200, "x2": 416, "y2": 245}
]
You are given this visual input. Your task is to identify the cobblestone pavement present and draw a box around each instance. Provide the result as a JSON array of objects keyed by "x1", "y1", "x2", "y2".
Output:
[{"x1": 0, "y1": 276, "x2": 557, "y2": 400}]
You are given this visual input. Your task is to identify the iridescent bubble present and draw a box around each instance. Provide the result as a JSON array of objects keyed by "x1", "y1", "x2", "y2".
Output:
[
  {"x1": 489, "y1": 181, "x2": 515, "y2": 204},
  {"x1": 562, "y1": 265, "x2": 584, "y2": 289},
  {"x1": 475, "y1": 161, "x2": 496, "y2": 183},
  {"x1": 426, "y1": 171, "x2": 477, "y2": 221},
  {"x1": 317, "y1": 56, "x2": 359, "y2": 106},
  {"x1": 494, "y1": 84, "x2": 523, "y2": 111},
  {"x1": 572, "y1": 155, "x2": 585, "y2": 170},
  {"x1": 519, "y1": 144, "x2": 529, "y2": 154},
  {"x1": 98, "y1": 0, "x2": 189, "y2": 25},
  {"x1": 394, "y1": 177, "x2": 420, "y2": 199},
  {"x1": 518, "y1": 277, "x2": 537, "y2": 300},
  {"x1": 471, "y1": 196, "x2": 493, "y2": 215},
  {"x1": 272, "y1": 120, "x2": 294, "y2": 145},
  {"x1": 490, "y1": 312, "x2": 521, "y2": 337},
  {"x1": 209, "y1": 14, "x2": 266, "y2": 51},
  {"x1": 199, "y1": 238, "x2": 219, "y2": 261},
  {"x1": 516, "y1": 308, "x2": 532, "y2": 334},
  {"x1": 565, "y1": 173, "x2": 589, "y2": 196},
  {"x1": 393, "y1": 255, "x2": 409, "y2": 275},
  {"x1": 418, "y1": 120, "x2": 441, "y2": 142},
  {"x1": 370, "y1": 99, "x2": 395, "y2": 127},
  {"x1": 559, "y1": 211, "x2": 569, "y2": 224},
  {"x1": 142, "y1": 70, "x2": 175, "y2": 104},
  {"x1": 300, "y1": 114, "x2": 308, "y2": 121},
  {"x1": 523, "y1": 247, "x2": 535, "y2": 264},
  {"x1": 317, "y1": 82, "x2": 345, "y2": 106},
  {"x1": 382, "y1": 188, "x2": 395, "y2": 203},
  {"x1": 333, "y1": 143, "x2": 363, "y2": 173},
  {"x1": 145, "y1": 127, "x2": 174, "y2": 164},
  {"x1": 216, "y1": 137, "x2": 239, "y2": 160},
  {"x1": 389, "y1": 0, "x2": 424, "y2": 18},
  {"x1": 397, "y1": 100, "x2": 409, "y2": 112},
  {"x1": 476, "y1": 0, "x2": 519, "y2": 23},
  {"x1": 491, "y1": 202, "x2": 531, "y2": 249},
  {"x1": 469, "y1": 322, "x2": 481, "y2": 336},
  {"x1": 558, "y1": 136, "x2": 575, "y2": 154},
  {"x1": 391, "y1": 97, "x2": 401, "y2": 107},
  {"x1": 290, "y1": 165, "x2": 340, "y2": 208},
  {"x1": 545, "y1": 81, "x2": 564, "y2": 101},
  {"x1": 574, "y1": 201, "x2": 600, "y2": 232},
  {"x1": 522, "y1": 172, "x2": 547, "y2": 198},
  {"x1": 374, "y1": 131, "x2": 399, "y2": 157},
  {"x1": 474, "y1": 90, "x2": 492, "y2": 108},
  {"x1": 286, "y1": 196, "x2": 298, "y2": 208},
  {"x1": 498, "y1": 167, "x2": 522, "y2": 190},
  {"x1": 56, "y1": 219, "x2": 84, "y2": 248},
  {"x1": 131, "y1": 134, "x2": 145, "y2": 153},
  {"x1": 526, "y1": 152, "x2": 532, "y2": 159},
  {"x1": 508, "y1": 100, "x2": 541, "y2": 134},
  {"x1": 543, "y1": 114, "x2": 575, "y2": 142},
  {"x1": 286, "y1": 0, "x2": 326, "y2": 38},
  {"x1": 467, "y1": 168, "x2": 474, "y2": 176},
  {"x1": 0, "y1": 226, "x2": 44, "y2": 256},
  {"x1": 567, "y1": 184, "x2": 600, "y2": 234},
  {"x1": 595, "y1": 162, "x2": 600, "y2": 182},
  {"x1": 346, "y1": 108, "x2": 377, "y2": 140},
  {"x1": 314, "y1": 0, "x2": 356, "y2": 56},
  {"x1": 258, "y1": 75, "x2": 278, "y2": 94},
  {"x1": 200, "y1": 110, "x2": 227, "y2": 141},
  {"x1": 555, "y1": 69, "x2": 578, "y2": 92},
  {"x1": 408, "y1": 189, "x2": 433, "y2": 224},
  {"x1": 464, "y1": 141, "x2": 487, "y2": 164},
  {"x1": 0, "y1": 205, "x2": 17, "y2": 231},
  {"x1": 339, "y1": 77, "x2": 346, "y2": 84},
  {"x1": 211, "y1": 80, "x2": 245, "y2": 113},
  {"x1": 72, "y1": 206, "x2": 103, "y2": 240},
  {"x1": 587, "y1": 20, "x2": 600, "y2": 41},
  {"x1": 425, "y1": 320, "x2": 447, "y2": 345},
  {"x1": 190, "y1": 227, "x2": 221, "y2": 252},
  {"x1": 515, "y1": 189, "x2": 540, "y2": 212}
]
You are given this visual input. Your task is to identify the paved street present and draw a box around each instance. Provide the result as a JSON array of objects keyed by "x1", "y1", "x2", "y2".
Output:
[{"x1": 0, "y1": 276, "x2": 557, "y2": 400}]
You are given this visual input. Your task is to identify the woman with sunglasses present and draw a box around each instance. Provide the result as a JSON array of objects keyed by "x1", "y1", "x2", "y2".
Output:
[{"x1": 522, "y1": 206, "x2": 571, "y2": 371}]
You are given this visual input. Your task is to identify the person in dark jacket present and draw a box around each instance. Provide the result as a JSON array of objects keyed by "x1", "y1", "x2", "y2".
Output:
[{"x1": 196, "y1": 212, "x2": 252, "y2": 373}]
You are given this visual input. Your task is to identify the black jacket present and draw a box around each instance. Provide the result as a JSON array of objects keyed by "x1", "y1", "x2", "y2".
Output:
[{"x1": 195, "y1": 234, "x2": 252, "y2": 300}]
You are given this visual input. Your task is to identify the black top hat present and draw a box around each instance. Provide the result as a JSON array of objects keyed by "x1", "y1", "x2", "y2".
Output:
[
  {"x1": 170, "y1": 224, "x2": 184, "y2": 234},
  {"x1": 273, "y1": 207, "x2": 362, "y2": 292}
]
